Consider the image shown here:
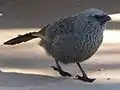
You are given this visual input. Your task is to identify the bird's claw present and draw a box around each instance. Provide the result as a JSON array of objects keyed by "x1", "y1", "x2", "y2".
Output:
[
  {"x1": 75, "y1": 75, "x2": 96, "y2": 83},
  {"x1": 51, "y1": 66, "x2": 72, "y2": 77}
]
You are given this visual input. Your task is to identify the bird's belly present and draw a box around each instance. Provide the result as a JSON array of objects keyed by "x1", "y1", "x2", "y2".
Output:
[
  {"x1": 41, "y1": 34, "x2": 102, "y2": 64},
  {"x1": 53, "y1": 35, "x2": 102, "y2": 64},
  {"x1": 55, "y1": 46, "x2": 98, "y2": 64}
]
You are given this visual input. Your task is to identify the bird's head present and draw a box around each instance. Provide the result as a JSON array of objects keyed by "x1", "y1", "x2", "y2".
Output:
[{"x1": 83, "y1": 8, "x2": 111, "y2": 25}]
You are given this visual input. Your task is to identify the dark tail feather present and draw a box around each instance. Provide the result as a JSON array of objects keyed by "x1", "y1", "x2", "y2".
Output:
[{"x1": 4, "y1": 32, "x2": 38, "y2": 45}]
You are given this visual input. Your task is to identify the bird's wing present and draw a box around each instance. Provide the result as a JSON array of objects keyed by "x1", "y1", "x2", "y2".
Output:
[{"x1": 42, "y1": 16, "x2": 75, "y2": 41}]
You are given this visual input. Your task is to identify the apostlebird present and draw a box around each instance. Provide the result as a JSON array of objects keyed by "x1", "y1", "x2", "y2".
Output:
[{"x1": 4, "y1": 8, "x2": 111, "y2": 82}]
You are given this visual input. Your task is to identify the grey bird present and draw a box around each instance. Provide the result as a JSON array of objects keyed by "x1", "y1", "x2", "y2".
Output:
[{"x1": 4, "y1": 8, "x2": 111, "y2": 82}]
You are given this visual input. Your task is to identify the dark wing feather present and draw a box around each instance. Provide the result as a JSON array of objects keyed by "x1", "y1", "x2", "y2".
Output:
[
  {"x1": 4, "y1": 32, "x2": 38, "y2": 45},
  {"x1": 45, "y1": 17, "x2": 75, "y2": 40}
]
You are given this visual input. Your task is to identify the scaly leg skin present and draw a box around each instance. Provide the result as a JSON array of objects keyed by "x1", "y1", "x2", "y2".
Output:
[
  {"x1": 75, "y1": 63, "x2": 96, "y2": 83},
  {"x1": 51, "y1": 60, "x2": 72, "y2": 77}
]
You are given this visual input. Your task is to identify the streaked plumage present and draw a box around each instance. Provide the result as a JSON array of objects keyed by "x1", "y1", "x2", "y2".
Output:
[{"x1": 4, "y1": 8, "x2": 111, "y2": 82}]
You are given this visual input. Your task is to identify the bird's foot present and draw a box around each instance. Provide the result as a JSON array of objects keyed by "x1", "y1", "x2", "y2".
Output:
[
  {"x1": 51, "y1": 66, "x2": 72, "y2": 77},
  {"x1": 75, "y1": 75, "x2": 96, "y2": 83}
]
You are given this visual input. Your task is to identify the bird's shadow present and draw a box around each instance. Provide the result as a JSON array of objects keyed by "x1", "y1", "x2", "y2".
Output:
[{"x1": 0, "y1": 70, "x2": 68, "y2": 86}]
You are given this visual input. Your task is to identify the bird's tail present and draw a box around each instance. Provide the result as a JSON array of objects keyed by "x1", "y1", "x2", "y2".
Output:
[
  {"x1": 3, "y1": 31, "x2": 40, "y2": 45},
  {"x1": 3, "y1": 24, "x2": 50, "y2": 45}
]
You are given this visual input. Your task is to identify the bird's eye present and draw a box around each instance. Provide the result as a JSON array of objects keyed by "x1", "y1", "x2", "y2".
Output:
[{"x1": 93, "y1": 15, "x2": 101, "y2": 20}]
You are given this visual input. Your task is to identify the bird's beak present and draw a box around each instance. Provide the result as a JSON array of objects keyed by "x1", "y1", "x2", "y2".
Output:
[
  {"x1": 107, "y1": 15, "x2": 112, "y2": 21},
  {"x1": 105, "y1": 15, "x2": 111, "y2": 21}
]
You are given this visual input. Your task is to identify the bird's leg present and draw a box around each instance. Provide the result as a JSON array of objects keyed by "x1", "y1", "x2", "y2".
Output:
[
  {"x1": 51, "y1": 60, "x2": 72, "y2": 77},
  {"x1": 75, "y1": 63, "x2": 95, "y2": 83}
]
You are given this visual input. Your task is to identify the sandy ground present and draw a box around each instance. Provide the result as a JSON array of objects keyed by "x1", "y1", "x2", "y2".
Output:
[{"x1": 0, "y1": 29, "x2": 119, "y2": 90}]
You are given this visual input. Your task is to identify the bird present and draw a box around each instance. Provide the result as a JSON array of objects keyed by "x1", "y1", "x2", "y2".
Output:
[{"x1": 3, "y1": 8, "x2": 111, "y2": 83}]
